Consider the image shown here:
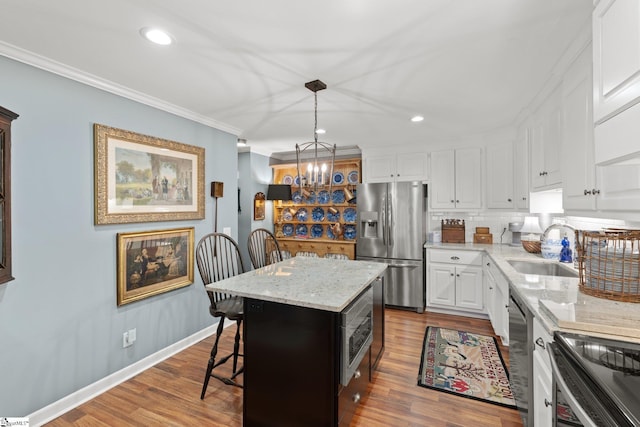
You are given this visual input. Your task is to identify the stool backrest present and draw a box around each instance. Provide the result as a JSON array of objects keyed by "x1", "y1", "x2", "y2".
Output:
[
  {"x1": 195, "y1": 233, "x2": 245, "y2": 308},
  {"x1": 248, "y1": 228, "x2": 283, "y2": 269}
]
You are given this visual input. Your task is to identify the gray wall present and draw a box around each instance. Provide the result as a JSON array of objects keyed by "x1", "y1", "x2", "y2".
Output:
[
  {"x1": 238, "y1": 151, "x2": 273, "y2": 269},
  {"x1": 0, "y1": 55, "x2": 238, "y2": 416}
]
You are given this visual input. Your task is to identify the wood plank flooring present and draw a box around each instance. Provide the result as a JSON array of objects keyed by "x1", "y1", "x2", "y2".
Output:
[{"x1": 45, "y1": 309, "x2": 523, "y2": 427}]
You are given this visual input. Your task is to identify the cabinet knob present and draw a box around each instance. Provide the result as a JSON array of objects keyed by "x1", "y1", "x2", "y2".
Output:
[
  {"x1": 489, "y1": 286, "x2": 493, "y2": 290},
  {"x1": 450, "y1": 273, "x2": 454, "y2": 277},
  {"x1": 544, "y1": 398, "x2": 552, "y2": 408},
  {"x1": 456, "y1": 200, "x2": 460, "y2": 203},
  {"x1": 451, "y1": 256, "x2": 460, "y2": 260},
  {"x1": 539, "y1": 171, "x2": 544, "y2": 176},
  {"x1": 592, "y1": 189, "x2": 600, "y2": 195},
  {"x1": 456, "y1": 274, "x2": 460, "y2": 277},
  {"x1": 486, "y1": 262, "x2": 490, "y2": 267},
  {"x1": 584, "y1": 189, "x2": 592, "y2": 195},
  {"x1": 352, "y1": 392, "x2": 361, "y2": 403},
  {"x1": 353, "y1": 369, "x2": 361, "y2": 379},
  {"x1": 450, "y1": 200, "x2": 455, "y2": 203},
  {"x1": 507, "y1": 198, "x2": 512, "y2": 202},
  {"x1": 390, "y1": 174, "x2": 393, "y2": 177},
  {"x1": 522, "y1": 196, "x2": 527, "y2": 201},
  {"x1": 535, "y1": 337, "x2": 546, "y2": 350}
]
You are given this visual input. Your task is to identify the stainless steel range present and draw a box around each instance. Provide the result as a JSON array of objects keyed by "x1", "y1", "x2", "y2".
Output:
[{"x1": 548, "y1": 331, "x2": 640, "y2": 427}]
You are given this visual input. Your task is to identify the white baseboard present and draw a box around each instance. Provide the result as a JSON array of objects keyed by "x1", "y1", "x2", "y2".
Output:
[{"x1": 28, "y1": 323, "x2": 224, "y2": 426}]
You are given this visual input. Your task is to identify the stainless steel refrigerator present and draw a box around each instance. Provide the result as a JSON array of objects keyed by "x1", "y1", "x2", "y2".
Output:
[{"x1": 356, "y1": 182, "x2": 426, "y2": 312}]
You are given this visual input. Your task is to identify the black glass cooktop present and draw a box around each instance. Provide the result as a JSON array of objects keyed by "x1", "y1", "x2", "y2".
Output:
[{"x1": 555, "y1": 331, "x2": 640, "y2": 426}]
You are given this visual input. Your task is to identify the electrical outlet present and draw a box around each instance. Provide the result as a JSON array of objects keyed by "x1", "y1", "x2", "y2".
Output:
[
  {"x1": 123, "y1": 331, "x2": 131, "y2": 348},
  {"x1": 223, "y1": 227, "x2": 231, "y2": 236}
]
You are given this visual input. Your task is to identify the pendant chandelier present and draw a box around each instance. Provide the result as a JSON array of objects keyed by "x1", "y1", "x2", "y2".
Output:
[{"x1": 296, "y1": 80, "x2": 336, "y2": 195}]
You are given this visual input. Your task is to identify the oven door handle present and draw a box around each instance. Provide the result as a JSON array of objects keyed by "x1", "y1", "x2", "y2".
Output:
[{"x1": 547, "y1": 343, "x2": 598, "y2": 427}]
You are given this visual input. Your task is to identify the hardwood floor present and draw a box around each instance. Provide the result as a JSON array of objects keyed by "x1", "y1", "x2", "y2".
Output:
[{"x1": 45, "y1": 309, "x2": 523, "y2": 427}]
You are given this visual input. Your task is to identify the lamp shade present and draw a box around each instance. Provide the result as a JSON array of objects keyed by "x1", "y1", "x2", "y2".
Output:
[
  {"x1": 519, "y1": 216, "x2": 543, "y2": 234},
  {"x1": 266, "y1": 184, "x2": 292, "y2": 201}
]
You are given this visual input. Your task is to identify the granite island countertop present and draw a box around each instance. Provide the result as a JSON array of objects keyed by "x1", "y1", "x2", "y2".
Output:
[
  {"x1": 425, "y1": 242, "x2": 640, "y2": 343},
  {"x1": 204, "y1": 256, "x2": 387, "y2": 312}
]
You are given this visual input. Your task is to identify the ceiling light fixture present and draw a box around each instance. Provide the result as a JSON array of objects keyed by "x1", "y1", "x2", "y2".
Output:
[
  {"x1": 411, "y1": 115, "x2": 424, "y2": 122},
  {"x1": 237, "y1": 138, "x2": 248, "y2": 147},
  {"x1": 296, "y1": 80, "x2": 336, "y2": 194},
  {"x1": 140, "y1": 27, "x2": 173, "y2": 45}
]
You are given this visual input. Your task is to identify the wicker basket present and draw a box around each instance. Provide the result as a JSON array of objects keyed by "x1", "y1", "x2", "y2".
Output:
[
  {"x1": 575, "y1": 229, "x2": 640, "y2": 303},
  {"x1": 522, "y1": 240, "x2": 541, "y2": 254}
]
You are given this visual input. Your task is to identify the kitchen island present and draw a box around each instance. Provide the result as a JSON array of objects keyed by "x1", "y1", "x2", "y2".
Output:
[{"x1": 205, "y1": 256, "x2": 387, "y2": 427}]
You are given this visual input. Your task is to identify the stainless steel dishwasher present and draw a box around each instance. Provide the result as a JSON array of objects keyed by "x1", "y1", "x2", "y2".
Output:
[{"x1": 509, "y1": 289, "x2": 533, "y2": 427}]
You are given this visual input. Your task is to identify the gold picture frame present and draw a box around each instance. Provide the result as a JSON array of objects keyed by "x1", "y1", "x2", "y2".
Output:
[
  {"x1": 117, "y1": 227, "x2": 195, "y2": 306},
  {"x1": 94, "y1": 124, "x2": 205, "y2": 225}
]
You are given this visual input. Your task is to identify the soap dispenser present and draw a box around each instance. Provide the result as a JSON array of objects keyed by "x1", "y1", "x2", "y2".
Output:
[{"x1": 559, "y1": 235, "x2": 573, "y2": 263}]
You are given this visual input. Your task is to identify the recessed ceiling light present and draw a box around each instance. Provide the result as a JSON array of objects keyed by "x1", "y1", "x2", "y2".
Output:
[
  {"x1": 315, "y1": 129, "x2": 326, "y2": 134},
  {"x1": 140, "y1": 27, "x2": 173, "y2": 45},
  {"x1": 237, "y1": 139, "x2": 248, "y2": 147},
  {"x1": 411, "y1": 115, "x2": 424, "y2": 122}
]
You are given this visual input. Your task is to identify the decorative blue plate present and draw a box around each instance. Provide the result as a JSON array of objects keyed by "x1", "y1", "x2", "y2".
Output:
[
  {"x1": 295, "y1": 224, "x2": 308, "y2": 237},
  {"x1": 327, "y1": 227, "x2": 335, "y2": 239},
  {"x1": 333, "y1": 172, "x2": 344, "y2": 185},
  {"x1": 292, "y1": 191, "x2": 303, "y2": 203},
  {"x1": 332, "y1": 190, "x2": 345, "y2": 204},
  {"x1": 312, "y1": 207, "x2": 325, "y2": 222},
  {"x1": 282, "y1": 223, "x2": 294, "y2": 237},
  {"x1": 347, "y1": 170, "x2": 359, "y2": 184},
  {"x1": 282, "y1": 210, "x2": 293, "y2": 221},
  {"x1": 306, "y1": 191, "x2": 317, "y2": 204},
  {"x1": 294, "y1": 175, "x2": 302, "y2": 186},
  {"x1": 343, "y1": 207, "x2": 356, "y2": 223},
  {"x1": 327, "y1": 210, "x2": 340, "y2": 222},
  {"x1": 311, "y1": 224, "x2": 323, "y2": 238},
  {"x1": 344, "y1": 225, "x2": 356, "y2": 240},
  {"x1": 282, "y1": 175, "x2": 293, "y2": 185},
  {"x1": 318, "y1": 190, "x2": 330, "y2": 204},
  {"x1": 296, "y1": 207, "x2": 308, "y2": 221}
]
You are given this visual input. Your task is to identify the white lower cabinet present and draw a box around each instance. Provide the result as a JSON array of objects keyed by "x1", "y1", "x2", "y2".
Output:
[
  {"x1": 427, "y1": 249, "x2": 484, "y2": 313},
  {"x1": 484, "y1": 257, "x2": 509, "y2": 345},
  {"x1": 533, "y1": 317, "x2": 553, "y2": 427}
]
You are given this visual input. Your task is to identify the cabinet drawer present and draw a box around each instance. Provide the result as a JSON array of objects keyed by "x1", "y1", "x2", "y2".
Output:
[
  {"x1": 428, "y1": 249, "x2": 482, "y2": 266},
  {"x1": 338, "y1": 353, "x2": 369, "y2": 426}
]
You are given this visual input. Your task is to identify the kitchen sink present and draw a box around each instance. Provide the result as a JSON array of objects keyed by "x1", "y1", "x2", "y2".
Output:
[{"x1": 507, "y1": 260, "x2": 578, "y2": 278}]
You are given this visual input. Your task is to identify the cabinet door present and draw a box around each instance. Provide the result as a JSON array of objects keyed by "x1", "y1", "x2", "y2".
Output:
[
  {"x1": 531, "y1": 89, "x2": 562, "y2": 190},
  {"x1": 515, "y1": 132, "x2": 530, "y2": 210},
  {"x1": 593, "y1": 0, "x2": 640, "y2": 123},
  {"x1": 428, "y1": 264, "x2": 456, "y2": 307},
  {"x1": 395, "y1": 151, "x2": 428, "y2": 182},
  {"x1": 533, "y1": 349, "x2": 553, "y2": 427},
  {"x1": 563, "y1": 44, "x2": 596, "y2": 211},
  {"x1": 484, "y1": 267, "x2": 497, "y2": 326},
  {"x1": 495, "y1": 282, "x2": 509, "y2": 345},
  {"x1": 455, "y1": 147, "x2": 482, "y2": 209},
  {"x1": 455, "y1": 266, "x2": 483, "y2": 311},
  {"x1": 363, "y1": 154, "x2": 396, "y2": 183},
  {"x1": 430, "y1": 150, "x2": 456, "y2": 209},
  {"x1": 486, "y1": 141, "x2": 514, "y2": 209}
]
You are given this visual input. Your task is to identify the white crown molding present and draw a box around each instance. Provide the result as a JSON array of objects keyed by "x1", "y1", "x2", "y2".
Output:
[{"x1": 0, "y1": 41, "x2": 242, "y2": 136}]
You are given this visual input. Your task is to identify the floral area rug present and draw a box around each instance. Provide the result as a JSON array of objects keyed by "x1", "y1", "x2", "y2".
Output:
[{"x1": 417, "y1": 326, "x2": 516, "y2": 408}]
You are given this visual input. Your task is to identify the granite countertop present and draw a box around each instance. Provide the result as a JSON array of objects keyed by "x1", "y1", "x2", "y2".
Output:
[
  {"x1": 204, "y1": 256, "x2": 387, "y2": 313},
  {"x1": 425, "y1": 242, "x2": 640, "y2": 343}
]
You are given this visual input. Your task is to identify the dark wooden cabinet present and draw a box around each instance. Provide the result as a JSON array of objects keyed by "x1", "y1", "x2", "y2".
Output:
[
  {"x1": 243, "y1": 292, "x2": 378, "y2": 427},
  {"x1": 370, "y1": 276, "x2": 384, "y2": 378}
]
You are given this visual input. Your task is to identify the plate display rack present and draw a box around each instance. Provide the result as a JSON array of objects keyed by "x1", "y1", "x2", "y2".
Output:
[{"x1": 271, "y1": 158, "x2": 361, "y2": 259}]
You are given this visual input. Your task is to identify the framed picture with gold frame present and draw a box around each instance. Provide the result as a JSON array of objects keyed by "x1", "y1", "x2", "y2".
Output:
[
  {"x1": 254, "y1": 192, "x2": 265, "y2": 220},
  {"x1": 94, "y1": 123, "x2": 205, "y2": 225},
  {"x1": 117, "y1": 227, "x2": 194, "y2": 306}
]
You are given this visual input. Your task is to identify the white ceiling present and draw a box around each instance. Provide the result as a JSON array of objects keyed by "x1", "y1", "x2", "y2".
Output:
[{"x1": 0, "y1": 0, "x2": 591, "y2": 157}]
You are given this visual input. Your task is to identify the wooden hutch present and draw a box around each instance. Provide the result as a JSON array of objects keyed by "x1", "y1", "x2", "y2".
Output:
[{"x1": 271, "y1": 158, "x2": 361, "y2": 259}]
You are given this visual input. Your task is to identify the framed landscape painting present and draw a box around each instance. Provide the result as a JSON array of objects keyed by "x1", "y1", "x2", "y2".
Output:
[
  {"x1": 117, "y1": 227, "x2": 194, "y2": 306},
  {"x1": 94, "y1": 124, "x2": 205, "y2": 225}
]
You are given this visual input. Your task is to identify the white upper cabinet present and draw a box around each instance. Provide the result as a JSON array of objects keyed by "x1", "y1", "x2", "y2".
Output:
[
  {"x1": 430, "y1": 147, "x2": 482, "y2": 210},
  {"x1": 362, "y1": 149, "x2": 428, "y2": 183},
  {"x1": 514, "y1": 132, "x2": 530, "y2": 210},
  {"x1": 593, "y1": 0, "x2": 640, "y2": 124},
  {"x1": 562, "y1": 44, "x2": 597, "y2": 211},
  {"x1": 530, "y1": 86, "x2": 563, "y2": 190},
  {"x1": 486, "y1": 140, "x2": 515, "y2": 209}
]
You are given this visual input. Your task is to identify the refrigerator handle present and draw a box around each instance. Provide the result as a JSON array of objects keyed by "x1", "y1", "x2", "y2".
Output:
[
  {"x1": 381, "y1": 198, "x2": 386, "y2": 245},
  {"x1": 387, "y1": 193, "x2": 393, "y2": 246}
]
